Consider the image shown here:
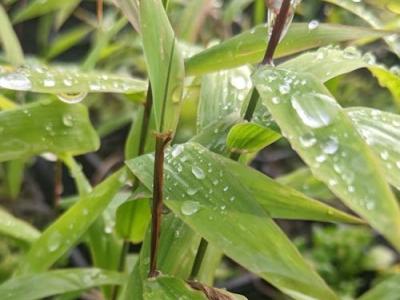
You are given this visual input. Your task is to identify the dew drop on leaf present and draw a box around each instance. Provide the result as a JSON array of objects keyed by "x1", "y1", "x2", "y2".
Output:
[
  {"x1": 57, "y1": 91, "x2": 87, "y2": 104},
  {"x1": 191, "y1": 166, "x2": 205, "y2": 179},
  {"x1": 181, "y1": 201, "x2": 200, "y2": 216},
  {"x1": 0, "y1": 73, "x2": 32, "y2": 91}
]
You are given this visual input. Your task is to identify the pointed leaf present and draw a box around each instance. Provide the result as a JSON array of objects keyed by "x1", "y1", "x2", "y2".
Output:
[
  {"x1": 139, "y1": 0, "x2": 185, "y2": 132},
  {"x1": 0, "y1": 100, "x2": 99, "y2": 162},
  {"x1": 359, "y1": 274, "x2": 400, "y2": 300},
  {"x1": 0, "y1": 63, "x2": 147, "y2": 94},
  {"x1": 0, "y1": 4, "x2": 24, "y2": 66},
  {"x1": 185, "y1": 23, "x2": 392, "y2": 76},
  {"x1": 253, "y1": 66, "x2": 400, "y2": 251},
  {"x1": 0, "y1": 268, "x2": 126, "y2": 300},
  {"x1": 127, "y1": 142, "x2": 338, "y2": 300},
  {"x1": 17, "y1": 168, "x2": 127, "y2": 275},
  {"x1": 227, "y1": 122, "x2": 281, "y2": 154},
  {"x1": 0, "y1": 207, "x2": 40, "y2": 244}
]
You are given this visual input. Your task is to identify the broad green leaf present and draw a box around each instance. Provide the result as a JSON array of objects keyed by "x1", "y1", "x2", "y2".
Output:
[
  {"x1": 0, "y1": 63, "x2": 147, "y2": 94},
  {"x1": 17, "y1": 168, "x2": 127, "y2": 275},
  {"x1": 0, "y1": 100, "x2": 99, "y2": 162},
  {"x1": 227, "y1": 122, "x2": 280, "y2": 154},
  {"x1": 13, "y1": 0, "x2": 74, "y2": 23},
  {"x1": 346, "y1": 107, "x2": 400, "y2": 191},
  {"x1": 0, "y1": 4, "x2": 24, "y2": 66},
  {"x1": 359, "y1": 274, "x2": 400, "y2": 300},
  {"x1": 0, "y1": 268, "x2": 126, "y2": 300},
  {"x1": 253, "y1": 66, "x2": 400, "y2": 251},
  {"x1": 323, "y1": 0, "x2": 400, "y2": 56},
  {"x1": 277, "y1": 168, "x2": 335, "y2": 201},
  {"x1": 0, "y1": 207, "x2": 40, "y2": 244},
  {"x1": 281, "y1": 46, "x2": 400, "y2": 107},
  {"x1": 185, "y1": 23, "x2": 392, "y2": 76},
  {"x1": 228, "y1": 160, "x2": 361, "y2": 223},
  {"x1": 46, "y1": 26, "x2": 93, "y2": 60},
  {"x1": 139, "y1": 0, "x2": 185, "y2": 132},
  {"x1": 197, "y1": 66, "x2": 251, "y2": 131},
  {"x1": 116, "y1": 198, "x2": 150, "y2": 244},
  {"x1": 127, "y1": 142, "x2": 338, "y2": 300}
]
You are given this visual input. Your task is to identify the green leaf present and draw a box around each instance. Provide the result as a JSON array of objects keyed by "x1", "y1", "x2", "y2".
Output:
[
  {"x1": 185, "y1": 23, "x2": 392, "y2": 76},
  {"x1": 13, "y1": 0, "x2": 76, "y2": 23},
  {"x1": 0, "y1": 100, "x2": 99, "y2": 162},
  {"x1": 0, "y1": 63, "x2": 147, "y2": 94},
  {"x1": 0, "y1": 268, "x2": 126, "y2": 300},
  {"x1": 139, "y1": 0, "x2": 185, "y2": 132},
  {"x1": 192, "y1": 114, "x2": 242, "y2": 155},
  {"x1": 359, "y1": 274, "x2": 400, "y2": 300},
  {"x1": 277, "y1": 168, "x2": 335, "y2": 201},
  {"x1": 114, "y1": 0, "x2": 140, "y2": 32},
  {"x1": 116, "y1": 198, "x2": 151, "y2": 244},
  {"x1": 46, "y1": 25, "x2": 93, "y2": 60},
  {"x1": 121, "y1": 214, "x2": 201, "y2": 300},
  {"x1": 223, "y1": 0, "x2": 253, "y2": 23},
  {"x1": 4, "y1": 158, "x2": 25, "y2": 198},
  {"x1": 346, "y1": 107, "x2": 400, "y2": 191},
  {"x1": 226, "y1": 122, "x2": 281, "y2": 154},
  {"x1": 127, "y1": 142, "x2": 338, "y2": 300},
  {"x1": 17, "y1": 168, "x2": 127, "y2": 275},
  {"x1": 0, "y1": 207, "x2": 40, "y2": 244},
  {"x1": 197, "y1": 66, "x2": 252, "y2": 131},
  {"x1": 369, "y1": 66, "x2": 400, "y2": 107},
  {"x1": 0, "y1": 4, "x2": 24, "y2": 66},
  {"x1": 253, "y1": 66, "x2": 400, "y2": 251},
  {"x1": 143, "y1": 276, "x2": 206, "y2": 300},
  {"x1": 323, "y1": 0, "x2": 400, "y2": 56},
  {"x1": 281, "y1": 46, "x2": 400, "y2": 107}
]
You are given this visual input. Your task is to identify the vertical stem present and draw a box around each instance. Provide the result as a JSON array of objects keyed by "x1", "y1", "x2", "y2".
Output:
[
  {"x1": 189, "y1": 0, "x2": 293, "y2": 281},
  {"x1": 262, "y1": 0, "x2": 292, "y2": 66},
  {"x1": 54, "y1": 160, "x2": 63, "y2": 208},
  {"x1": 149, "y1": 132, "x2": 172, "y2": 278},
  {"x1": 97, "y1": 0, "x2": 103, "y2": 25}
]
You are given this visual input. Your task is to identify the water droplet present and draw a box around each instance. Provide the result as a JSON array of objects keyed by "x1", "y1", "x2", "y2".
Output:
[
  {"x1": 0, "y1": 73, "x2": 32, "y2": 91},
  {"x1": 299, "y1": 133, "x2": 317, "y2": 148},
  {"x1": 47, "y1": 231, "x2": 62, "y2": 252},
  {"x1": 172, "y1": 144, "x2": 184, "y2": 157},
  {"x1": 343, "y1": 46, "x2": 361, "y2": 59},
  {"x1": 308, "y1": 20, "x2": 320, "y2": 30},
  {"x1": 230, "y1": 76, "x2": 247, "y2": 90},
  {"x1": 272, "y1": 97, "x2": 280, "y2": 104},
  {"x1": 279, "y1": 83, "x2": 290, "y2": 94},
  {"x1": 316, "y1": 154, "x2": 327, "y2": 163},
  {"x1": 192, "y1": 166, "x2": 205, "y2": 179},
  {"x1": 186, "y1": 188, "x2": 198, "y2": 196},
  {"x1": 291, "y1": 94, "x2": 337, "y2": 128},
  {"x1": 322, "y1": 136, "x2": 339, "y2": 154},
  {"x1": 380, "y1": 151, "x2": 389, "y2": 161},
  {"x1": 43, "y1": 78, "x2": 55, "y2": 87},
  {"x1": 62, "y1": 114, "x2": 74, "y2": 127},
  {"x1": 57, "y1": 91, "x2": 87, "y2": 104},
  {"x1": 181, "y1": 201, "x2": 200, "y2": 216}
]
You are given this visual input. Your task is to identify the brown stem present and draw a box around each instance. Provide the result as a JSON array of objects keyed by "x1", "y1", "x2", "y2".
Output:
[
  {"x1": 148, "y1": 132, "x2": 172, "y2": 278},
  {"x1": 97, "y1": 0, "x2": 103, "y2": 25},
  {"x1": 262, "y1": 0, "x2": 292, "y2": 65},
  {"x1": 54, "y1": 160, "x2": 63, "y2": 208}
]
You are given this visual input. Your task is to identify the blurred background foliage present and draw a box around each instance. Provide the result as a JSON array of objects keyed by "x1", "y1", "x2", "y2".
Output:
[{"x1": 0, "y1": 0, "x2": 400, "y2": 299}]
